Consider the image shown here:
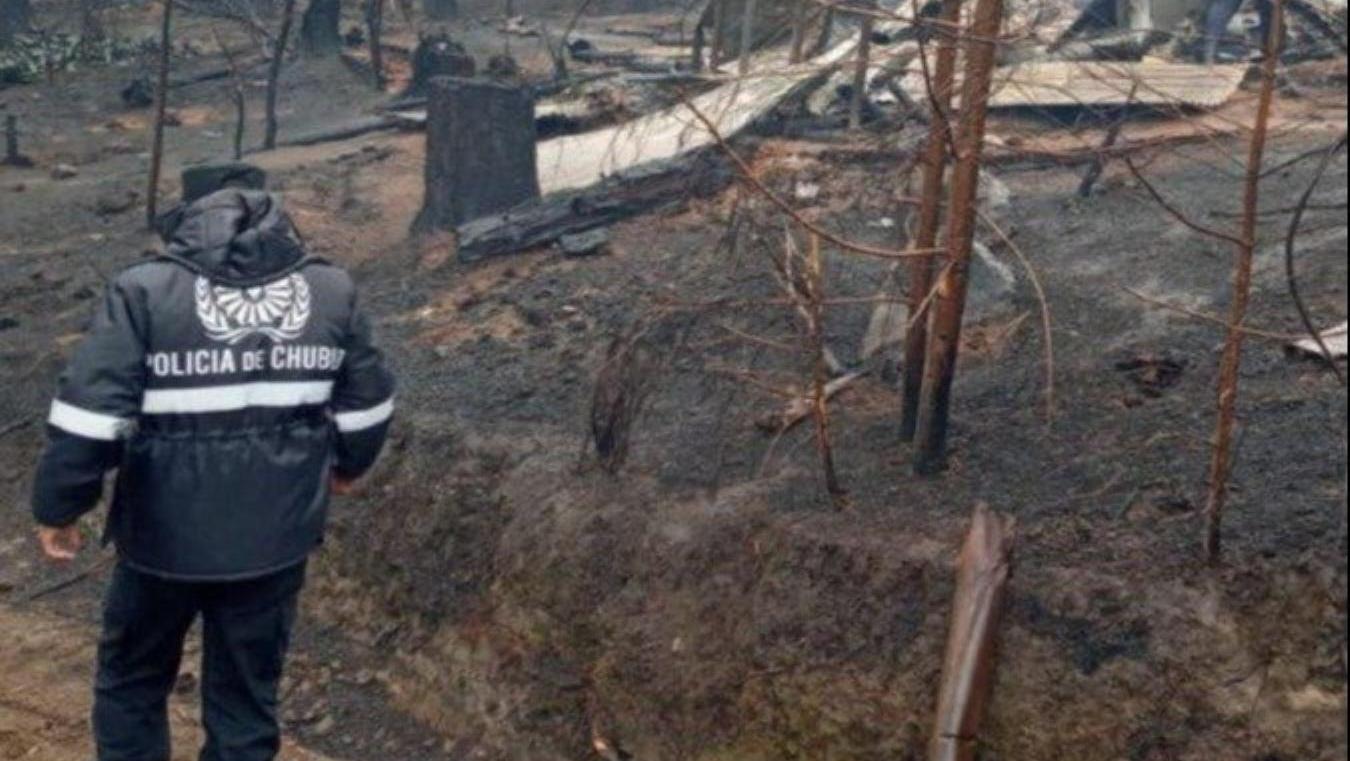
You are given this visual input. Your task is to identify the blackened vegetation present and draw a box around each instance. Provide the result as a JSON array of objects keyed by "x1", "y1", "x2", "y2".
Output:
[
  {"x1": 1114, "y1": 352, "x2": 1187, "y2": 398},
  {"x1": 589, "y1": 317, "x2": 685, "y2": 473},
  {"x1": 1013, "y1": 597, "x2": 1151, "y2": 676}
]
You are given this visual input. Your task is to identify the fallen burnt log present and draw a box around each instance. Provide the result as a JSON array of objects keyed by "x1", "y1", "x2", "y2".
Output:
[
  {"x1": 270, "y1": 114, "x2": 404, "y2": 148},
  {"x1": 569, "y1": 43, "x2": 690, "y2": 74},
  {"x1": 456, "y1": 151, "x2": 732, "y2": 262},
  {"x1": 167, "y1": 57, "x2": 266, "y2": 90}
]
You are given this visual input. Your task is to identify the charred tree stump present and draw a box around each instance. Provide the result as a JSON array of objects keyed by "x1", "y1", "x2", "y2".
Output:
[
  {"x1": 301, "y1": 0, "x2": 342, "y2": 56},
  {"x1": 913, "y1": 0, "x2": 1005, "y2": 475},
  {"x1": 485, "y1": 53, "x2": 520, "y2": 81},
  {"x1": 900, "y1": 0, "x2": 962, "y2": 442},
  {"x1": 3, "y1": 114, "x2": 33, "y2": 167},
  {"x1": 423, "y1": 0, "x2": 458, "y2": 21},
  {"x1": 1, "y1": 0, "x2": 33, "y2": 45},
  {"x1": 405, "y1": 31, "x2": 476, "y2": 97},
  {"x1": 413, "y1": 77, "x2": 540, "y2": 235},
  {"x1": 1204, "y1": 0, "x2": 1283, "y2": 564}
]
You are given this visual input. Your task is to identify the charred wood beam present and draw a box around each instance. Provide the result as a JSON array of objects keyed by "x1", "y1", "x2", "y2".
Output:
[{"x1": 456, "y1": 151, "x2": 732, "y2": 262}]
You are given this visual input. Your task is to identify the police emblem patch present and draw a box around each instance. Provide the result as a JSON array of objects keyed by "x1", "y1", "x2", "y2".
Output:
[{"x1": 195, "y1": 274, "x2": 312, "y2": 344}]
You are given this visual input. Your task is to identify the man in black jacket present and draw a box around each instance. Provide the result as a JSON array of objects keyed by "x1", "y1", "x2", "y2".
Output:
[{"x1": 30, "y1": 175, "x2": 395, "y2": 761}]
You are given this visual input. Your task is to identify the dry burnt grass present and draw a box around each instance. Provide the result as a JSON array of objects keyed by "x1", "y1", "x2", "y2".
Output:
[{"x1": 1, "y1": 24, "x2": 1347, "y2": 761}]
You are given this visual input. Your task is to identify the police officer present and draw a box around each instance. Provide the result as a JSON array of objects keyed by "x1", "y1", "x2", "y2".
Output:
[{"x1": 31, "y1": 166, "x2": 395, "y2": 761}]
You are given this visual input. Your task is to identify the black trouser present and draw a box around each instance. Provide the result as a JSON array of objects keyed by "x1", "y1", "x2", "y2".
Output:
[{"x1": 93, "y1": 560, "x2": 307, "y2": 761}]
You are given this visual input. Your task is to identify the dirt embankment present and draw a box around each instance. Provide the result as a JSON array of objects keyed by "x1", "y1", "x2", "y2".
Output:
[{"x1": 305, "y1": 113, "x2": 1346, "y2": 759}]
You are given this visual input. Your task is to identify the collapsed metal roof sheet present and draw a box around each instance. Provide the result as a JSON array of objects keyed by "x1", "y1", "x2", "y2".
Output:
[{"x1": 985, "y1": 60, "x2": 1250, "y2": 109}]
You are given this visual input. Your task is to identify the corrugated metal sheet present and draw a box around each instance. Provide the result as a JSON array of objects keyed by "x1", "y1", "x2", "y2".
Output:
[{"x1": 986, "y1": 61, "x2": 1249, "y2": 108}]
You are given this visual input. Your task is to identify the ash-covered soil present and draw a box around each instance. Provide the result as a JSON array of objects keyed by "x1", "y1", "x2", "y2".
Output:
[{"x1": 2, "y1": 6, "x2": 1348, "y2": 761}]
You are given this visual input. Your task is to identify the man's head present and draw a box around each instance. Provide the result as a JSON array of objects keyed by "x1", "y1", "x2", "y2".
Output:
[
  {"x1": 157, "y1": 162, "x2": 269, "y2": 243},
  {"x1": 182, "y1": 162, "x2": 268, "y2": 204}
]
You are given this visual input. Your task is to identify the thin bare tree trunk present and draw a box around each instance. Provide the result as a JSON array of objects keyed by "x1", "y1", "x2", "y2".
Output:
[
  {"x1": 900, "y1": 0, "x2": 962, "y2": 442},
  {"x1": 913, "y1": 0, "x2": 1005, "y2": 475},
  {"x1": 1205, "y1": 0, "x2": 1283, "y2": 564},
  {"x1": 81, "y1": 0, "x2": 105, "y2": 39},
  {"x1": 805, "y1": 233, "x2": 847, "y2": 506},
  {"x1": 849, "y1": 8, "x2": 875, "y2": 129},
  {"x1": 212, "y1": 26, "x2": 249, "y2": 160},
  {"x1": 366, "y1": 0, "x2": 386, "y2": 90},
  {"x1": 789, "y1": 0, "x2": 809, "y2": 63},
  {"x1": 710, "y1": 0, "x2": 728, "y2": 68},
  {"x1": 739, "y1": 0, "x2": 759, "y2": 75},
  {"x1": 146, "y1": 0, "x2": 173, "y2": 229},
  {"x1": 263, "y1": 0, "x2": 298, "y2": 150}
]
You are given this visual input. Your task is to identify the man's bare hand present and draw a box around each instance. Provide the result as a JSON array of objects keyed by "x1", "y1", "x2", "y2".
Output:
[
  {"x1": 38, "y1": 524, "x2": 84, "y2": 562},
  {"x1": 331, "y1": 473, "x2": 357, "y2": 496}
]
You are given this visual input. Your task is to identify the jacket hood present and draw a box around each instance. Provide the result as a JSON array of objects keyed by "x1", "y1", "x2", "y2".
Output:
[{"x1": 163, "y1": 189, "x2": 308, "y2": 286}]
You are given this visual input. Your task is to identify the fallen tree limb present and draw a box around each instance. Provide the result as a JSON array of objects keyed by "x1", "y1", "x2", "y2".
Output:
[
  {"x1": 930, "y1": 503, "x2": 1016, "y2": 761},
  {"x1": 267, "y1": 114, "x2": 404, "y2": 148},
  {"x1": 756, "y1": 371, "x2": 865, "y2": 433},
  {"x1": 167, "y1": 57, "x2": 266, "y2": 89}
]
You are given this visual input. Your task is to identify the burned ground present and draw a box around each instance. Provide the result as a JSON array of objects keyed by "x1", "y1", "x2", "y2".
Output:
[{"x1": 2, "y1": 3, "x2": 1348, "y2": 761}]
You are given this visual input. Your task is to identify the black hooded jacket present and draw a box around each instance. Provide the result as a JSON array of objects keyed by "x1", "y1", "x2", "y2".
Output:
[{"x1": 31, "y1": 189, "x2": 395, "y2": 580}]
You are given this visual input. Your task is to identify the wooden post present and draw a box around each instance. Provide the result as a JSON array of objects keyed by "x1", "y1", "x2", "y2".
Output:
[
  {"x1": 913, "y1": 0, "x2": 1004, "y2": 476},
  {"x1": 412, "y1": 77, "x2": 541, "y2": 236},
  {"x1": 146, "y1": 0, "x2": 173, "y2": 230},
  {"x1": 1204, "y1": 0, "x2": 1282, "y2": 563},
  {"x1": 739, "y1": 0, "x2": 758, "y2": 75},
  {"x1": 899, "y1": 0, "x2": 962, "y2": 442},
  {"x1": 849, "y1": 5, "x2": 876, "y2": 129}
]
